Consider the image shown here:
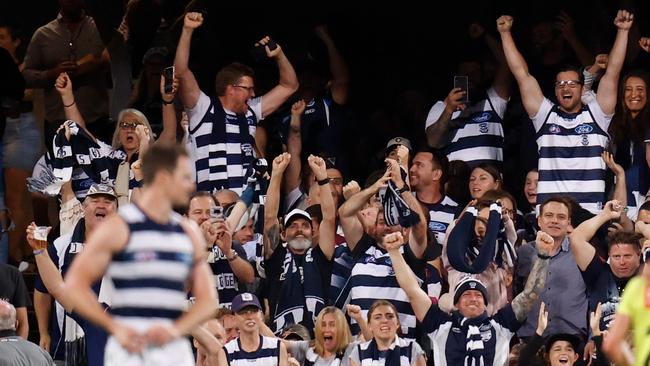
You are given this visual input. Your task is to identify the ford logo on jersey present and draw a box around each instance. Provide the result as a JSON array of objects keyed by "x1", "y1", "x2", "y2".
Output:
[
  {"x1": 575, "y1": 124, "x2": 593, "y2": 134},
  {"x1": 473, "y1": 112, "x2": 491, "y2": 123},
  {"x1": 429, "y1": 222, "x2": 447, "y2": 232}
]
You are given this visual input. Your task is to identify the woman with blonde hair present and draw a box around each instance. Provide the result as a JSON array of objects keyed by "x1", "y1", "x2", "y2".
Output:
[
  {"x1": 50, "y1": 72, "x2": 177, "y2": 203},
  {"x1": 280, "y1": 305, "x2": 358, "y2": 366}
]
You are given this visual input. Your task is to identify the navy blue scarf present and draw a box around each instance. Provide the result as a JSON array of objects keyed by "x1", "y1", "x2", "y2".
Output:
[
  {"x1": 447, "y1": 204, "x2": 501, "y2": 274},
  {"x1": 272, "y1": 247, "x2": 325, "y2": 336}
]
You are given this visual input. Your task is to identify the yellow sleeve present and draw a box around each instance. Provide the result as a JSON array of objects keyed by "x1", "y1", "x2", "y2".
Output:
[{"x1": 618, "y1": 277, "x2": 644, "y2": 317}]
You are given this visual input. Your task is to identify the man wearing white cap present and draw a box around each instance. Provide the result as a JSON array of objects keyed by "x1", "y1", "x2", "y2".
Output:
[{"x1": 263, "y1": 153, "x2": 336, "y2": 335}]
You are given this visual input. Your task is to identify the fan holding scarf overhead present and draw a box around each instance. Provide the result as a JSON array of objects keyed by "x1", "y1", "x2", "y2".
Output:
[
  {"x1": 443, "y1": 199, "x2": 517, "y2": 315},
  {"x1": 32, "y1": 72, "x2": 178, "y2": 202}
]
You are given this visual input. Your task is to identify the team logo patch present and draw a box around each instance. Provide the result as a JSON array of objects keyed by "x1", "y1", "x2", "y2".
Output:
[
  {"x1": 241, "y1": 143, "x2": 254, "y2": 157},
  {"x1": 581, "y1": 135, "x2": 590, "y2": 146},
  {"x1": 429, "y1": 222, "x2": 447, "y2": 232},
  {"x1": 548, "y1": 124, "x2": 561, "y2": 134},
  {"x1": 469, "y1": 282, "x2": 477, "y2": 289},
  {"x1": 479, "y1": 122, "x2": 489, "y2": 134},
  {"x1": 473, "y1": 112, "x2": 491, "y2": 123},
  {"x1": 575, "y1": 124, "x2": 593, "y2": 134},
  {"x1": 241, "y1": 293, "x2": 253, "y2": 301}
]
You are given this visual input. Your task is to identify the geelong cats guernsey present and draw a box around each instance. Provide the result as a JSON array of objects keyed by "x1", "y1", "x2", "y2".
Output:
[
  {"x1": 223, "y1": 335, "x2": 280, "y2": 366},
  {"x1": 107, "y1": 204, "x2": 194, "y2": 328},
  {"x1": 425, "y1": 87, "x2": 507, "y2": 167},
  {"x1": 533, "y1": 98, "x2": 612, "y2": 213}
]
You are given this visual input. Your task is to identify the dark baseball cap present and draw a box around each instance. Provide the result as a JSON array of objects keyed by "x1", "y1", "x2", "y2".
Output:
[
  {"x1": 385, "y1": 137, "x2": 412, "y2": 152},
  {"x1": 231, "y1": 293, "x2": 261, "y2": 313},
  {"x1": 545, "y1": 333, "x2": 581, "y2": 353}
]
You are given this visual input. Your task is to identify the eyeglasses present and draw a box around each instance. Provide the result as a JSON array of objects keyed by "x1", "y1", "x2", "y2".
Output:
[
  {"x1": 554, "y1": 80, "x2": 582, "y2": 89},
  {"x1": 119, "y1": 121, "x2": 142, "y2": 130},
  {"x1": 232, "y1": 84, "x2": 255, "y2": 93}
]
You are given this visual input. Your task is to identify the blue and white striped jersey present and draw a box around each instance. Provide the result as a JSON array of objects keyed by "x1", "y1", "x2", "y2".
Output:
[
  {"x1": 107, "y1": 204, "x2": 194, "y2": 328},
  {"x1": 425, "y1": 87, "x2": 507, "y2": 167},
  {"x1": 186, "y1": 92, "x2": 262, "y2": 195},
  {"x1": 223, "y1": 336, "x2": 280, "y2": 366},
  {"x1": 418, "y1": 195, "x2": 459, "y2": 244},
  {"x1": 533, "y1": 98, "x2": 612, "y2": 213}
]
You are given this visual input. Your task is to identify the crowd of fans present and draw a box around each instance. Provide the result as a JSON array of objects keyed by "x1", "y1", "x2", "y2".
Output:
[{"x1": 2, "y1": 0, "x2": 650, "y2": 365}]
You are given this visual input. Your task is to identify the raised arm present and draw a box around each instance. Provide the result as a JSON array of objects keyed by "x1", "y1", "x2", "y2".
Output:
[
  {"x1": 174, "y1": 12, "x2": 203, "y2": 109},
  {"x1": 214, "y1": 220, "x2": 254, "y2": 285},
  {"x1": 555, "y1": 11, "x2": 594, "y2": 67},
  {"x1": 314, "y1": 25, "x2": 349, "y2": 105},
  {"x1": 386, "y1": 158, "x2": 427, "y2": 258},
  {"x1": 338, "y1": 171, "x2": 390, "y2": 251},
  {"x1": 308, "y1": 155, "x2": 336, "y2": 260},
  {"x1": 511, "y1": 231, "x2": 553, "y2": 322},
  {"x1": 55, "y1": 73, "x2": 87, "y2": 130},
  {"x1": 26, "y1": 223, "x2": 75, "y2": 311},
  {"x1": 158, "y1": 75, "x2": 179, "y2": 144},
  {"x1": 264, "y1": 153, "x2": 291, "y2": 259},
  {"x1": 284, "y1": 100, "x2": 305, "y2": 195},
  {"x1": 385, "y1": 232, "x2": 431, "y2": 322},
  {"x1": 470, "y1": 23, "x2": 511, "y2": 99},
  {"x1": 569, "y1": 200, "x2": 622, "y2": 271},
  {"x1": 497, "y1": 15, "x2": 544, "y2": 117},
  {"x1": 425, "y1": 88, "x2": 465, "y2": 149},
  {"x1": 258, "y1": 37, "x2": 299, "y2": 117},
  {"x1": 596, "y1": 10, "x2": 633, "y2": 115}
]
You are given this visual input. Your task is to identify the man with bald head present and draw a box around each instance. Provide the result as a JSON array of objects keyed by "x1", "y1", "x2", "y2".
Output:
[{"x1": 0, "y1": 300, "x2": 54, "y2": 365}]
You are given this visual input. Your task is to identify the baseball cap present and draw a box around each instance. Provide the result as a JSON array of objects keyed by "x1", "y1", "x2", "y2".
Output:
[
  {"x1": 231, "y1": 293, "x2": 261, "y2": 313},
  {"x1": 453, "y1": 276, "x2": 489, "y2": 305},
  {"x1": 284, "y1": 208, "x2": 312, "y2": 227},
  {"x1": 545, "y1": 333, "x2": 581, "y2": 353},
  {"x1": 86, "y1": 183, "x2": 117, "y2": 200},
  {"x1": 385, "y1": 137, "x2": 412, "y2": 153}
]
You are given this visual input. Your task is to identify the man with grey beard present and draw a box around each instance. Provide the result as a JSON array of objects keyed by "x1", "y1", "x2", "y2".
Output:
[{"x1": 262, "y1": 153, "x2": 336, "y2": 335}]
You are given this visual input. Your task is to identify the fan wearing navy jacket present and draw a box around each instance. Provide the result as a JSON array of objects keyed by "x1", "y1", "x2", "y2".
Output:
[{"x1": 386, "y1": 230, "x2": 552, "y2": 366}]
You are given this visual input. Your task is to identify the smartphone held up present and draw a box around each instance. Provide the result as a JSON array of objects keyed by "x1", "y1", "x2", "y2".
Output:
[
  {"x1": 454, "y1": 75, "x2": 469, "y2": 103},
  {"x1": 163, "y1": 66, "x2": 175, "y2": 94}
]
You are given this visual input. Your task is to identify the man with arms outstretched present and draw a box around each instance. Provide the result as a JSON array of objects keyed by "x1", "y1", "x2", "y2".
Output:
[{"x1": 497, "y1": 10, "x2": 633, "y2": 213}]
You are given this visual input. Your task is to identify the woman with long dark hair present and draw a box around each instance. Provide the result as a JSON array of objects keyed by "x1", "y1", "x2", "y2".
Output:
[{"x1": 608, "y1": 70, "x2": 649, "y2": 216}]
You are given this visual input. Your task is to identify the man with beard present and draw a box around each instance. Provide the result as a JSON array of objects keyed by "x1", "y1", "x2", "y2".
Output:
[
  {"x1": 26, "y1": 183, "x2": 118, "y2": 365},
  {"x1": 263, "y1": 153, "x2": 336, "y2": 335},
  {"x1": 497, "y1": 11, "x2": 633, "y2": 213},
  {"x1": 338, "y1": 159, "x2": 430, "y2": 341}
]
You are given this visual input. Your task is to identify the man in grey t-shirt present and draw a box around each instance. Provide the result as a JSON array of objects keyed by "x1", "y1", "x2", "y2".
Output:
[{"x1": 0, "y1": 300, "x2": 53, "y2": 365}]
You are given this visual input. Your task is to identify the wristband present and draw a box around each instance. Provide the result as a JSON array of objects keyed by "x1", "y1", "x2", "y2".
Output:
[
  {"x1": 33, "y1": 249, "x2": 45, "y2": 256},
  {"x1": 537, "y1": 253, "x2": 551, "y2": 260},
  {"x1": 317, "y1": 178, "x2": 330, "y2": 186},
  {"x1": 162, "y1": 99, "x2": 174, "y2": 105},
  {"x1": 227, "y1": 250, "x2": 239, "y2": 262},
  {"x1": 64, "y1": 100, "x2": 76, "y2": 108},
  {"x1": 396, "y1": 185, "x2": 410, "y2": 194}
]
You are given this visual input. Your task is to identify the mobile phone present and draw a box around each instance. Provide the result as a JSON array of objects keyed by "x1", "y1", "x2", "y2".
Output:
[
  {"x1": 251, "y1": 38, "x2": 278, "y2": 62},
  {"x1": 210, "y1": 206, "x2": 224, "y2": 220},
  {"x1": 163, "y1": 66, "x2": 175, "y2": 94},
  {"x1": 454, "y1": 75, "x2": 469, "y2": 103}
]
